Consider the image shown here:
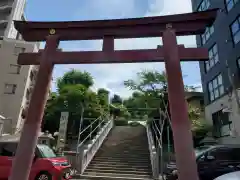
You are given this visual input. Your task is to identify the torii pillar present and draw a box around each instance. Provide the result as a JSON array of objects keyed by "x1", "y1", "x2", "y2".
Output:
[
  {"x1": 9, "y1": 35, "x2": 59, "y2": 180},
  {"x1": 9, "y1": 9, "x2": 218, "y2": 180},
  {"x1": 163, "y1": 25, "x2": 198, "y2": 180}
]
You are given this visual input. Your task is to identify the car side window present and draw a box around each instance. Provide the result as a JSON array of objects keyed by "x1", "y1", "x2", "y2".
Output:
[
  {"x1": 230, "y1": 148, "x2": 240, "y2": 161},
  {"x1": 0, "y1": 143, "x2": 18, "y2": 157},
  {"x1": 209, "y1": 148, "x2": 233, "y2": 161}
]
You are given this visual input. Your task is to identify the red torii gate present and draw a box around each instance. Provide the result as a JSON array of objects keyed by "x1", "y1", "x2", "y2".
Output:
[{"x1": 9, "y1": 9, "x2": 217, "y2": 180}]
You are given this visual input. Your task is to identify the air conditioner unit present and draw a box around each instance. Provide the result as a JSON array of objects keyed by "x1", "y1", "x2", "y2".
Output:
[
  {"x1": 30, "y1": 81, "x2": 35, "y2": 88},
  {"x1": 222, "y1": 107, "x2": 232, "y2": 113},
  {"x1": 25, "y1": 99, "x2": 30, "y2": 106},
  {"x1": 230, "y1": 129, "x2": 238, "y2": 137}
]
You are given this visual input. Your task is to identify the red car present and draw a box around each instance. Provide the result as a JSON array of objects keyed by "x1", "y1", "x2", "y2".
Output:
[{"x1": 0, "y1": 140, "x2": 74, "y2": 180}]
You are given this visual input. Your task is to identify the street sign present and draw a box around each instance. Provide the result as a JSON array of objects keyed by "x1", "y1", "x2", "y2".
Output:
[{"x1": 57, "y1": 112, "x2": 69, "y2": 150}]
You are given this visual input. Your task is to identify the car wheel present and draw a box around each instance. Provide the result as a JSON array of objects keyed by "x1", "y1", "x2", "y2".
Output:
[{"x1": 35, "y1": 172, "x2": 52, "y2": 180}]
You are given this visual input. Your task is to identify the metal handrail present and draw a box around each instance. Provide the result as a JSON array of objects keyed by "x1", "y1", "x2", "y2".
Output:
[
  {"x1": 152, "y1": 120, "x2": 162, "y2": 148},
  {"x1": 146, "y1": 123, "x2": 159, "y2": 179},
  {"x1": 65, "y1": 116, "x2": 113, "y2": 174},
  {"x1": 78, "y1": 115, "x2": 104, "y2": 137},
  {"x1": 79, "y1": 118, "x2": 113, "y2": 174},
  {"x1": 147, "y1": 117, "x2": 168, "y2": 179},
  {"x1": 77, "y1": 116, "x2": 107, "y2": 148}
]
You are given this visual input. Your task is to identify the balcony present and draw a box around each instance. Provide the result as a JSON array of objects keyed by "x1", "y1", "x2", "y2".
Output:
[
  {"x1": 25, "y1": 99, "x2": 30, "y2": 107},
  {"x1": 32, "y1": 66, "x2": 39, "y2": 76},
  {"x1": 29, "y1": 79, "x2": 35, "y2": 88},
  {"x1": 0, "y1": 19, "x2": 8, "y2": 27},
  {"x1": 0, "y1": 4, "x2": 12, "y2": 13}
]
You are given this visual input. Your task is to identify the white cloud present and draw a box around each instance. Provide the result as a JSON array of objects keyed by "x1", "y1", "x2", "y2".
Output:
[{"x1": 53, "y1": 0, "x2": 202, "y2": 98}]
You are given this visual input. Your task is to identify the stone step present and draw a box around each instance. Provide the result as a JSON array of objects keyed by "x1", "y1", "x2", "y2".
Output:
[
  {"x1": 106, "y1": 140, "x2": 148, "y2": 143},
  {"x1": 97, "y1": 149, "x2": 150, "y2": 153},
  {"x1": 75, "y1": 174, "x2": 153, "y2": 180},
  {"x1": 84, "y1": 168, "x2": 151, "y2": 175},
  {"x1": 101, "y1": 146, "x2": 149, "y2": 149},
  {"x1": 90, "y1": 159, "x2": 151, "y2": 164},
  {"x1": 86, "y1": 162, "x2": 150, "y2": 170},
  {"x1": 87, "y1": 162, "x2": 151, "y2": 169},
  {"x1": 100, "y1": 148, "x2": 149, "y2": 152},
  {"x1": 91, "y1": 158, "x2": 151, "y2": 163},
  {"x1": 82, "y1": 171, "x2": 152, "y2": 179},
  {"x1": 86, "y1": 165, "x2": 151, "y2": 172},
  {"x1": 96, "y1": 153, "x2": 150, "y2": 157},
  {"x1": 78, "y1": 126, "x2": 152, "y2": 180},
  {"x1": 93, "y1": 156, "x2": 150, "y2": 161},
  {"x1": 98, "y1": 149, "x2": 149, "y2": 152}
]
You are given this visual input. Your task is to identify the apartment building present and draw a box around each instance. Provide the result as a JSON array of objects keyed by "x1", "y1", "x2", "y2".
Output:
[
  {"x1": 0, "y1": 0, "x2": 26, "y2": 39},
  {"x1": 186, "y1": 92, "x2": 204, "y2": 116},
  {"x1": 0, "y1": 39, "x2": 39, "y2": 134},
  {"x1": 191, "y1": 0, "x2": 240, "y2": 144},
  {"x1": 0, "y1": 0, "x2": 40, "y2": 135}
]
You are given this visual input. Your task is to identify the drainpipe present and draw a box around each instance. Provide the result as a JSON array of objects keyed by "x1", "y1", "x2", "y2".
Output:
[
  {"x1": 226, "y1": 60, "x2": 240, "y2": 137},
  {"x1": 226, "y1": 60, "x2": 240, "y2": 113},
  {"x1": 77, "y1": 104, "x2": 84, "y2": 152}
]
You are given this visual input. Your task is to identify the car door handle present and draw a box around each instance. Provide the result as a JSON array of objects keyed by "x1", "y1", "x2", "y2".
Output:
[{"x1": 228, "y1": 165, "x2": 234, "y2": 168}]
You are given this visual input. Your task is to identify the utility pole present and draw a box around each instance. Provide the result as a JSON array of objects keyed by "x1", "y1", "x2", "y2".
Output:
[
  {"x1": 77, "y1": 104, "x2": 84, "y2": 152},
  {"x1": 226, "y1": 60, "x2": 240, "y2": 114}
]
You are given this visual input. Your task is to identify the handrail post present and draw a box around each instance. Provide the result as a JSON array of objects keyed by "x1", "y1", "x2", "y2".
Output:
[
  {"x1": 77, "y1": 145, "x2": 85, "y2": 174},
  {"x1": 78, "y1": 117, "x2": 114, "y2": 174},
  {"x1": 90, "y1": 124, "x2": 92, "y2": 140}
]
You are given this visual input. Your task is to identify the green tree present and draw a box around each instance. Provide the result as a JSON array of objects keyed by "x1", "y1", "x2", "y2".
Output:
[
  {"x1": 57, "y1": 69, "x2": 94, "y2": 90},
  {"x1": 43, "y1": 70, "x2": 103, "y2": 137},
  {"x1": 123, "y1": 69, "x2": 209, "y2": 145},
  {"x1": 188, "y1": 103, "x2": 212, "y2": 146},
  {"x1": 124, "y1": 70, "x2": 168, "y2": 119},
  {"x1": 97, "y1": 88, "x2": 110, "y2": 108},
  {"x1": 111, "y1": 94, "x2": 122, "y2": 105},
  {"x1": 42, "y1": 92, "x2": 64, "y2": 133}
]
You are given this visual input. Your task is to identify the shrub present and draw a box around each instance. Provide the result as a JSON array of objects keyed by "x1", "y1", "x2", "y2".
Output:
[
  {"x1": 129, "y1": 121, "x2": 141, "y2": 126},
  {"x1": 115, "y1": 120, "x2": 129, "y2": 126}
]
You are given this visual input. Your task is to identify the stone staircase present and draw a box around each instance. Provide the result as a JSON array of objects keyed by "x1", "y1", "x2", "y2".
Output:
[{"x1": 76, "y1": 125, "x2": 153, "y2": 179}]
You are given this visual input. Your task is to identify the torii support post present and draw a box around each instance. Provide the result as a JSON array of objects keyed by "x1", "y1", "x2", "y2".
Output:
[
  {"x1": 163, "y1": 26, "x2": 198, "y2": 180},
  {"x1": 10, "y1": 9, "x2": 218, "y2": 180},
  {"x1": 9, "y1": 36, "x2": 59, "y2": 180}
]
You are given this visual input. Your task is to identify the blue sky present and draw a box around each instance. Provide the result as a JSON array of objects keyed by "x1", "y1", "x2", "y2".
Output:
[{"x1": 25, "y1": 0, "x2": 202, "y2": 98}]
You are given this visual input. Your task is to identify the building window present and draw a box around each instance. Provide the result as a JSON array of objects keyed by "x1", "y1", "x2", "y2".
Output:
[
  {"x1": 198, "y1": 0, "x2": 210, "y2": 11},
  {"x1": 0, "y1": 143, "x2": 18, "y2": 156},
  {"x1": 212, "y1": 110, "x2": 231, "y2": 138},
  {"x1": 205, "y1": 44, "x2": 219, "y2": 72},
  {"x1": 200, "y1": 100, "x2": 204, "y2": 111},
  {"x1": 26, "y1": 89, "x2": 30, "y2": 100},
  {"x1": 208, "y1": 74, "x2": 224, "y2": 102},
  {"x1": 30, "y1": 71, "x2": 35, "y2": 81},
  {"x1": 14, "y1": 47, "x2": 25, "y2": 56},
  {"x1": 237, "y1": 57, "x2": 240, "y2": 68},
  {"x1": 225, "y1": 0, "x2": 239, "y2": 11},
  {"x1": 41, "y1": 140, "x2": 47, "y2": 144},
  {"x1": 201, "y1": 25, "x2": 214, "y2": 45},
  {"x1": 9, "y1": 64, "x2": 21, "y2": 74},
  {"x1": 16, "y1": 32, "x2": 22, "y2": 40},
  {"x1": 4, "y1": 84, "x2": 17, "y2": 94},
  {"x1": 231, "y1": 16, "x2": 240, "y2": 45}
]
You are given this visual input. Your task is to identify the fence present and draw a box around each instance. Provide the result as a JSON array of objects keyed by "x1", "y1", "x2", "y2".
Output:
[
  {"x1": 64, "y1": 114, "x2": 113, "y2": 174},
  {"x1": 146, "y1": 119, "x2": 175, "y2": 179}
]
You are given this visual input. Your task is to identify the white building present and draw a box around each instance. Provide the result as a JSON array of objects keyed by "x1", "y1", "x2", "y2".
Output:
[
  {"x1": 0, "y1": 0, "x2": 40, "y2": 134},
  {"x1": 1, "y1": 0, "x2": 26, "y2": 39}
]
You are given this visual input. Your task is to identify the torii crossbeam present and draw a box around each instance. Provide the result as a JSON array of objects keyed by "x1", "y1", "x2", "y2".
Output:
[{"x1": 9, "y1": 9, "x2": 218, "y2": 180}]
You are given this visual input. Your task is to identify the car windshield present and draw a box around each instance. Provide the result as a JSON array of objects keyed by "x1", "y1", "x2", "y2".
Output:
[
  {"x1": 195, "y1": 146, "x2": 211, "y2": 157},
  {"x1": 37, "y1": 144, "x2": 57, "y2": 158}
]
